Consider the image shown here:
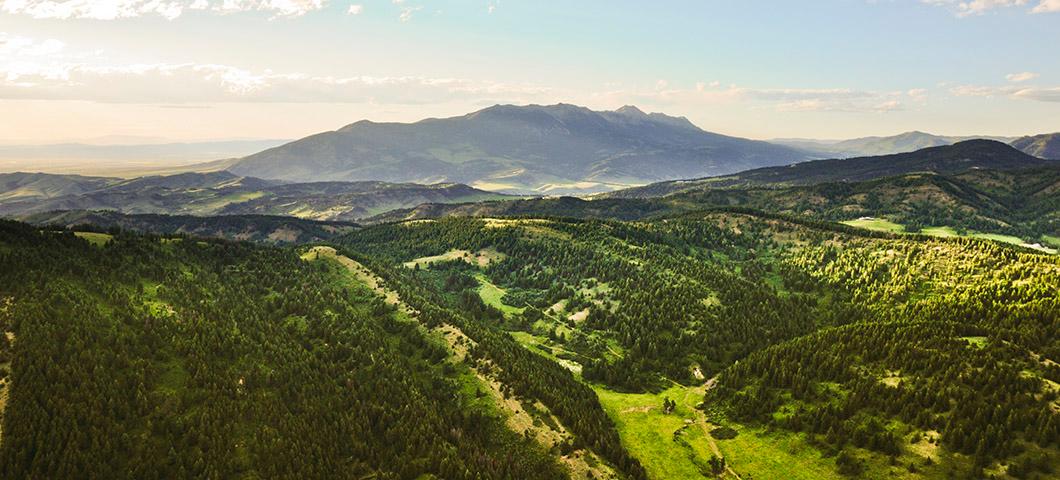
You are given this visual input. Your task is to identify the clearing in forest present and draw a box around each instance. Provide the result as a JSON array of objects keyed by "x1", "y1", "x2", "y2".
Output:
[
  {"x1": 402, "y1": 248, "x2": 506, "y2": 269},
  {"x1": 74, "y1": 231, "x2": 113, "y2": 246}
]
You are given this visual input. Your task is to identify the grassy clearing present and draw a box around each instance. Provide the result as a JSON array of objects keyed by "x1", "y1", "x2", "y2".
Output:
[
  {"x1": 714, "y1": 425, "x2": 842, "y2": 480},
  {"x1": 74, "y1": 231, "x2": 113, "y2": 247},
  {"x1": 594, "y1": 384, "x2": 713, "y2": 479},
  {"x1": 594, "y1": 382, "x2": 851, "y2": 480},
  {"x1": 402, "y1": 248, "x2": 507, "y2": 269},
  {"x1": 918, "y1": 227, "x2": 1057, "y2": 253},
  {"x1": 919, "y1": 226, "x2": 959, "y2": 238},
  {"x1": 841, "y1": 218, "x2": 905, "y2": 233},
  {"x1": 1043, "y1": 235, "x2": 1060, "y2": 248},
  {"x1": 475, "y1": 274, "x2": 525, "y2": 316},
  {"x1": 961, "y1": 336, "x2": 988, "y2": 348},
  {"x1": 510, "y1": 331, "x2": 584, "y2": 374}
]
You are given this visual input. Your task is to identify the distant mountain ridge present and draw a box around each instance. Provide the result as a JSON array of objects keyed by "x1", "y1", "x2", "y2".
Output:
[
  {"x1": 1011, "y1": 133, "x2": 1060, "y2": 160},
  {"x1": 774, "y1": 131, "x2": 1018, "y2": 158},
  {"x1": 0, "y1": 171, "x2": 512, "y2": 221},
  {"x1": 228, "y1": 103, "x2": 812, "y2": 194},
  {"x1": 24, "y1": 210, "x2": 358, "y2": 244},
  {"x1": 610, "y1": 140, "x2": 1052, "y2": 197}
]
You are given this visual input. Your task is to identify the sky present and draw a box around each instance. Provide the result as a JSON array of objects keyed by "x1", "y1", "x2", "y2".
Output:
[{"x1": 0, "y1": 0, "x2": 1058, "y2": 144}]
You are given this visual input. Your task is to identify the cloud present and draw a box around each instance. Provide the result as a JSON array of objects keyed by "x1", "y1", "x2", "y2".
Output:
[
  {"x1": 1006, "y1": 71, "x2": 1039, "y2": 82},
  {"x1": 1032, "y1": 0, "x2": 1060, "y2": 11},
  {"x1": 951, "y1": 84, "x2": 1060, "y2": 102},
  {"x1": 1011, "y1": 87, "x2": 1060, "y2": 102},
  {"x1": 346, "y1": 4, "x2": 362, "y2": 15},
  {"x1": 588, "y1": 82, "x2": 924, "y2": 114},
  {"x1": 398, "y1": 5, "x2": 421, "y2": 21},
  {"x1": 0, "y1": 0, "x2": 328, "y2": 20},
  {"x1": 0, "y1": 60, "x2": 556, "y2": 104},
  {"x1": 922, "y1": 0, "x2": 1059, "y2": 15}
]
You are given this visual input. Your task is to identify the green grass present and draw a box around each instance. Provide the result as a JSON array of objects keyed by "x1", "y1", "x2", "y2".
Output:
[
  {"x1": 919, "y1": 227, "x2": 1057, "y2": 253},
  {"x1": 919, "y1": 226, "x2": 959, "y2": 238},
  {"x1": 474, "y1": 274, "x2": 525, "y2": 315},
  {"x1": 594, "y1": 384, "x2": 714, "y2": 479},
  {"x1": 73, "y1": 231, "x2": 113, "y2": 246},
  {"x1": 714, "y1": 425, "x2": 843, "y2": 480},
  {"x1": 510, "y1": 331, "x2": 584, "y2": 374},
  {"x1": 1043, "y1": 235, "x2": 1060, "y2": 248},
  {"x1": 841, "y1": 218, "x2": 906, "y2": 233}
]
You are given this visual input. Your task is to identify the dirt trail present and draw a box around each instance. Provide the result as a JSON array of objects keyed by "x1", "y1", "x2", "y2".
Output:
[{"x1": 693, "y1": 375, "x2": 742, "y2": 480}]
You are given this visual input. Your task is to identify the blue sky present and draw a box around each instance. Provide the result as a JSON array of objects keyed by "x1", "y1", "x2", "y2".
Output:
[{"x1": 0, "y1": 0, "x2": 1058, "y2": 143}]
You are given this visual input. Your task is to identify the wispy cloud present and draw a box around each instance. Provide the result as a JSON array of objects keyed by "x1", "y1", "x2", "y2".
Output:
[
  {"x1": 1031, "y1": 0, "x2": 1060, "y2": 11},
  {"x1": 951, "y1": 84, "x2": 1060, "y2": 102},
  {"x1": 1006, "y1": 71, "x2": 1039, "y2": 82},
  {"x1": 0, "y1": 0, "x2": 328, "y2": 20},
  {"x1": 0, "y1": 61, "x2": 555, "y2": 104},
  {"x1": 922, "y1": 0, "x2": 1059, "y2": 16},
  {"x1": 589, "y1": 82, "x2": 922, "y2": 114},
  {"x1": 346, "y1": 4, "x2": 362, "y2": 15}
]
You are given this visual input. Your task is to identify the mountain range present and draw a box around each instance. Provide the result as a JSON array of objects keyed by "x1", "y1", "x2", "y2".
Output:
[
  {"x1": 227, "y1": 104, "x2": 812, "y2": 195},
  {"x1": 772, "y1": 131, "x2": 1018, "y2": 158},
  {"x1": 374, "y1": 141, "x2": 1060, "y2": 245},
  {"x1": 612, "y1": 139, "x2": 1051, "y2": 194}
]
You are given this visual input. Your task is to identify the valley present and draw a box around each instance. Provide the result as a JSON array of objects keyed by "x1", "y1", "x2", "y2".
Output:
[{"x1": 3, "y1": 1, "x2": 1059, "y2": 477}]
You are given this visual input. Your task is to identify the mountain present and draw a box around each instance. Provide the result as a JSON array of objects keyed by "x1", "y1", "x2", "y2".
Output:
[
  {"x1": 612, "y1": 140, "x2": 1051, "y2": 196},
  {"x1": 773, "y1": 131, "x2": 1016, "y2": 158},
  {"x1": 23, "y1": 210, "x2": 358, "y2": 244},
  {"x1": 227, "y1": 104, "x2": 811, "y2": 194},
  {"x1": 1011, "y1": 132, "x2": 1060, "y2": 160},
  {"x1": 0, "y1": 171, "x2": 513, "y2": 221}
]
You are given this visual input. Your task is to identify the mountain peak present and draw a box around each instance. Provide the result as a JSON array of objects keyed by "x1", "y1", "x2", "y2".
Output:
[{"x1": 615, "y1": 105, "x2": 647, "y2": 116}]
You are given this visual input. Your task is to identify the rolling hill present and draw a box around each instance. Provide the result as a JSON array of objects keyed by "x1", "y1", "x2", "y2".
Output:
[
  {"x1": 1012, "y1": 133, "x2": 1060, "y2": 160},
  {"x1": 612, "y1": 140, "x2": 1052, "y2": 195},
  {"x1": 773, "y1": 131, "x2": 1015, "y2": 158},
  {"x1": 371, "y1": 154, "x2": 1060, "y2": 245},
  {"x1": 0, "y1": 172, "x2": 120, "y2": 202},
  {"x1": 22, "y1": 210, "x2": 359, "y2": 244},
  {"x1": 0, "y1": 171, "x2": 513, "y2": 221},
  {"x1": 2, "y1": 207, "x2": 1057, "y2": 479},
  {"x1": 227, "y1": 104, "x2": 811, "y2": 194}
]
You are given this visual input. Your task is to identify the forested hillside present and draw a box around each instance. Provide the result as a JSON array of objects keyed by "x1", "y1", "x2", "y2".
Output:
[
  {"x1": 22, "y1": 210, "x2": 359, "y2": 244},
  {"x1": 336, "y1": 213, "x2": 1059, "y2": 479},
  {"x1": 2, "y1": 209, "x2": 1057, "y2": 479},
  {"x1": 0, "y1": 221, "x2": 566, "y2": 479}
]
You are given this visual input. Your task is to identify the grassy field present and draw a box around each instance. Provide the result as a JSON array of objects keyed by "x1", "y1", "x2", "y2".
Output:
[
  {"x1": 841, "y1": 218, "x2": 905, "y2": 233},
  {"x1": 403, "y1": 248, "x2": 507, "y2": 269},
  {"x1": 594, "y1": 384, "x2": 716, "y2": 479},
  {"x1": 592, "y1": 381, "x2": 934, "y2": 480},
  {"x1": 919, "y1": 226, "x2": 1058, "y2": 253},
  {"x1": 713, "y1": 425, "x2": 843, "y2": 480},
  {"x1": 474, "y1": 273, "x2": 525, "y2": 315},
  {"x1": 73, "y1": 231, "x2": 113, "y2": 246},
  {"x1": 839, "y1": 223, "x2": 1059, "y2": 254},
  {"x1": 918, "y1": 226, "x2": 959, "y2": 238}
]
